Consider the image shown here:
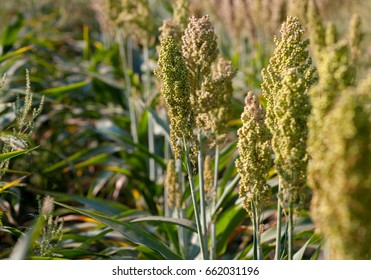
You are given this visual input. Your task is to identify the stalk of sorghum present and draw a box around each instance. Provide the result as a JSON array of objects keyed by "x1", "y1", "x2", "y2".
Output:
[
  {"x1": 156, "y1": 35, "x2": 209, "y2": 258},
  {"x1": 261, "y1": 16, "x2": 315, "y2": 259},
  {"x1": 307, "y1": 14, "x2": 368, "y2": 259},
  {"x1": 307, "y1": 17, "x2": 357, "y2": 193},
  {"x1": 236, "y1": 92, "x2": 273, "y2": 260},
  {"x1": 181, "y1": 15, "x2": 219, "y2": 260},
  {"x1": 194, "y1": 56, "x2": 236, "y2": 259},
  {"x1": 310, "y1": 78, "x2": 371, "y2": 259}
]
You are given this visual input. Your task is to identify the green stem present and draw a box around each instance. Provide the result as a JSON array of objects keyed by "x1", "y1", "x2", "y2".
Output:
[
  {"x1": 251, "y1": 202, "x2": 257, "y2": 260},
  {"x1": 197, "y1": 131, "x2": 207, "y2": 240},
  {"x1": 117, "y1": 33, "x2": 138, "y2": 144},
  {"x1": 183, "y1": 137, "x2": 208, "y2": 260},
  {"x1": 210, "y1": 145, "x2": 219, "y2": 260},
  {"x1": 275, "y1": 180, "x2": 283, "y2": 260},
  {"x1": 255, "y1": 204, "x2": 263, "y2": 260},
  {"x1": 288, "y1": 201, "x2": 294, "y2": 260},
  {"x1": 143, "y1": 40, "x2": 156, "y2": 181},
  {"x1": 176, "y1": 159, "x2": 187, "y2": 259}
]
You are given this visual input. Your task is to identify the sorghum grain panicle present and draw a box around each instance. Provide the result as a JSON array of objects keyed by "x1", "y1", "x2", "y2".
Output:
[
  {"x1": 261, "y1": 16, "x2": 315, "y2": 133},
  {"x1": 310, "y1": 78, "x2": 371, "y2": 259},
  {"x1": 155, "y1": 36, "x2": 198, "y2": 161},
  {"x1": 273, "y1": 68, "x2": 311, "y2": 203},
  {"x1": 236, "y1": 92, "x2": 273, "y2": 215},
  {"x1": 197, "y1": 58, "x2": 237, "y2": 144},
  {"x1": 261, "y1": 16, "x2": 315, "y2": 205},
  {"x1": 182, "y1": 15, "x2": 218, "y2": 95}
]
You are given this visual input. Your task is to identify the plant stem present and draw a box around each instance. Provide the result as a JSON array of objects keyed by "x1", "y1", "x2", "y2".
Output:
[
  {"x1": 176, "y1": 159, "x2": 188, "y2": 259},
  {"x1": 117, "y1": 33, "x2": 138, "y2": 144},
  {"x1": 197, "y1": 131, "x2": 207, "y2": 241},
  {"x1": 288, "y1": 201, "x2": 294, "y2": 260},
  {"x1": 183, "y1": 137, "x2": 208, "y2": 260},
  {"x1": 275, "y1": 180, "x2": 283, "y2": 260},
  {"x1": 210, "y1": 144, "x2": 219, "y2": 260},
  {"x1": 254, "y1": 203, "x2": 263, "y2": 260},
  {"x1": 251, "y1": 202, "x2": 257, "y2": 260},
  {"x1": 143, "y1": 40, "x2": 156, "y2": 181}
]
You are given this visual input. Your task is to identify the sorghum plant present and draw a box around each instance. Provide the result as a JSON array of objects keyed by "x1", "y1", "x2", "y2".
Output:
[
  {"x1": 261, "y1": 16, "x2": 315, "y2": 259},
  {"x1": 307, "y1": 10, "x2": 369, "y2": 259},
  {"x1": 236, "y1": 92, "x2": 273, "y2": 259},
  {"x1": 310, "y1": 79, "x2": 371, "y2": 259},
  {"x1": 181, "y1": 15, "x2": 236, "y2": 259}
]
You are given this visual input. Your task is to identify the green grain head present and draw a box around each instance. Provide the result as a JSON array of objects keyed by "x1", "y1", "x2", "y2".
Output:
[
  {"x1": 156, "y1": 36, "x2": 198, "y2": 161},
  {"x1": 236, "y1": 92, "x2": 273, "y2": 216}
]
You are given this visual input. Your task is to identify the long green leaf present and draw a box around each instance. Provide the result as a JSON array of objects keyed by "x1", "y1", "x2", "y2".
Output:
[
  {"x1": 39, "y1": 79, "x2": 90, "y2": 96},
  {"x1": 0, "y1": 146, "x2": 39, "y2": 163},
  {"x1": 45, "y1": 191, "x2": 129, "y2": 216},
  {"x1": 131, "y1": 216, "x2": 196, "y2": 232},
  {"x1": 54, "y1": 201, "x2": 181, "y2": 260},
  {"x1": 0, "y1": 46, "x2": 32, "y2": 63},
  {"x1": 293, "y1": 234, "x2": 321, "y2": 260},
  {"x1": 9, "y1": 214, "x2": 46, "y2": 260}
]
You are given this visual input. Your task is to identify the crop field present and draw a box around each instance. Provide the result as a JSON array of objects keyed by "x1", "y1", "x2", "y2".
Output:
[{"x1": 0, "y1": 0, "x2": 370, "y2": 260}]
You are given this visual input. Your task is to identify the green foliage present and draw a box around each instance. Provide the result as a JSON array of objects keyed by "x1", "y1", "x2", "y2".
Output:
[{"x1": 0, "y1": 0, "x2": 369, "y2": 261}]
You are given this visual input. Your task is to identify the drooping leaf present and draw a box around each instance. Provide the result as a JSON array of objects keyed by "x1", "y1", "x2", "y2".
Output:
[
  {"x1": 0, "y1": 146, "x2": 39, "y2": 163},
  {"x1": 54, "y1": 201, "x2": 182, "y2": 260}
]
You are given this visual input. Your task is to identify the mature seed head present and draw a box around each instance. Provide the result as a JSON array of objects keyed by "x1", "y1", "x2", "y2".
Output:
[
  {"x1": 182, "y1": 15, "x2": 218, "y2": 91},
  {"x1": 308, "y1": 23, "x2": 356, "y2": 193},
  {"x1": 155, "y1": 36, "x2": 197, "y2": 161},
  {"x1": 236, "y1": 92, "x2": 273, "y2": 215},
  {"x1": 261, "y1": 16, "x2": 315, "y2": 133},
  {"x1": 196, "y1": 58, "x2": 237, "y2": 144},
  {"x1": 307, "y1": 14, "x2": 370, "y2": 259},
  {"x1": 261, "y1": 16, "x2": 314, "y2": 205},
  {"x1": 273, "y1": 68, "x2": 311, "y2": 203},
  {"x1": 310, "y1": 78, "x2": 371, "y2": 259},
  {"x1": 165, "y1": 160, "x2": 180, "y2": 209}
]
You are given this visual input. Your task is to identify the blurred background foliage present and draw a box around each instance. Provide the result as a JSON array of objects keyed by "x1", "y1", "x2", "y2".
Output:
[{"x1": 0, "y1": 0, "x2": 369, "y2": 259}]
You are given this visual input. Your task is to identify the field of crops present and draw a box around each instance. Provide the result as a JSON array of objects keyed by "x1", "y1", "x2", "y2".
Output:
[{"x1": 0, "y1": 0, "x2": 370, "y2": 260}]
